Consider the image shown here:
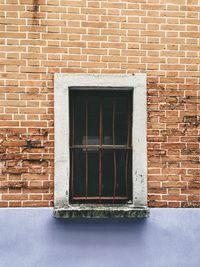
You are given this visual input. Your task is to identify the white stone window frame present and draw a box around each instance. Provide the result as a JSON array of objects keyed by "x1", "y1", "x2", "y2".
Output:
[{"x1": 54, "y1": 74, "x2": 149, "y2": 218}]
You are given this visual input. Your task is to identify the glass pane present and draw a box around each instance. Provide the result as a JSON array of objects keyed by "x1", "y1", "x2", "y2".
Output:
[
  {"x1": 115, "y1": 95, "x2": 129, "y2": 145},
  {"x1": 115, "y1": 150, "x2": 126, "y2": 196},
  {"x1": 101, "y1": 149, "x2": 132, "y2": 199},
  {"x1": 87, "y1": 100, "x2": 100, "y2": 145},
  {"x1": 102, "y1": 150, "x2": 114, "y2": 197},
  {"x1": 70, "y1": 89, "x2": 132, "y2": 203},
  {"x1": 73, "y1": 149, "x2": 86, "y2": 197},
  {"x1": 102, "y1": 96, "x2": 113, "y2": 145},
  {"x1": 115, "y1": 150, "x2": 132, "y2": 197},
  {"x1": 87, "y1": 150, "x2": 99, "y2": 196},
  {"x1": 70, "y1": 90, "x2": 132, "y2": 146},
  {"x1": 73, "y1": 100, "x2": 86, "y2": 145}
]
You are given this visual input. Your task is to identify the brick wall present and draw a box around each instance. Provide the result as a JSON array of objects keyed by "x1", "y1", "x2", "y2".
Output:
[{"x1": 0, "y1": 0, "x2": 200, "y2": 208}]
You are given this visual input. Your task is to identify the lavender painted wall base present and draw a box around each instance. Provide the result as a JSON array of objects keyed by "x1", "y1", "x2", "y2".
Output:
[{"x1": 0, "y1": 208, "x2": 199, "y2": 267}]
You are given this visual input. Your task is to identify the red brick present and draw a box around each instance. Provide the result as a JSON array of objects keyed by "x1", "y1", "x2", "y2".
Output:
[{"x1": 0, "y1": 0, "x2": 200, "y2": 208}]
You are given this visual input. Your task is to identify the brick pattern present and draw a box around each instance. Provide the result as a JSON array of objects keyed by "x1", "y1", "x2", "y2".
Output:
[{"x1": 0, "y1": 0, "x2": 200, "y2": 207}]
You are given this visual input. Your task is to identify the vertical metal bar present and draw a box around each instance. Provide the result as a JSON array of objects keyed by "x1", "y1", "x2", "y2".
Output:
[
  {"x1": 99, "y1": 150, "x2": 102, "y2": 202},
  {"x1": 112, "y1": 99, "x2": 115, "y2": 145},
  {"x1": 127, "y1": 97, "x2": 130, "y2": 147},
  {"x1": 99, "y1": 103, "x2": 102, "y2": 202},
  {"x1": 86, "y1": 152, "x2": 88, "y2": 199},
  {"x1": 112, "y1": 99, "x2": 116, "y2": 203},
  {"x1": 86, "y1": 102, "x2": 88, "y2": 146},
  {"x1": 100, "y1": 102, "x2": 102, "y2": 146},
  {"x1": 72, "y1": 101, "x2": 75, "y2": 146},
  {"x1": 85, "y1": 103, "x2": 88, "y2": 199},
  {"x1": 125, "y1": 150, "x2": 128, "y2": 197},
  {"x1": 113, "y1": 151, "x2": 117, "y2": 203}
]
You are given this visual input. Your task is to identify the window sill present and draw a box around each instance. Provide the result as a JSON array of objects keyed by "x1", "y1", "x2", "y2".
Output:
[{"x1": 53, "y1": 205, "x2": 149, "y2": 219}]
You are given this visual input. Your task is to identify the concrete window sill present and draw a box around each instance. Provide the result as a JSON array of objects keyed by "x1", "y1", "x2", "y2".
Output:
[{"x1": 53, "y1": 205, "x2": 149, "y2": 219}]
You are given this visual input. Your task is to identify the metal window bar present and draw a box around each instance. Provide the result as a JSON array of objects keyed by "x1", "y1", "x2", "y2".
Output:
[
  {"x1": 85, "y1": 102, "x2": 88, "y2": 199},
  {"x1": 99, "y1": 102, "x2": 102, "y2": 202},
  {"x1": 112, "y1": 99, "x2": 116, "y2": 203}
]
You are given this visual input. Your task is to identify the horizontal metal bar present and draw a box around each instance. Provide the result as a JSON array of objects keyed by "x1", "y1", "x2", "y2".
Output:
[
  {"x1": 72, "y1": 196, "x2": 129, "y2": 200},
  {"x1": 69, "y1": 86, "x2": 133, "y2": 91},
  {"x1": 70, "y1": 145, "x2": 132, "y2": 149}
]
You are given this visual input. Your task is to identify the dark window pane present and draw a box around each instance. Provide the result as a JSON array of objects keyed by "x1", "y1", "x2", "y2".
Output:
[
  {"x1": 87, "y1": 150, "x2": 99, "y2": 196},
  {"x1": 115, "y1": 150, "x2": 126, "y2": 197},
  {"x1": 73, "y1": 149, "x2": 86, "y2": 197},
  {"x1": 115, "y1": 95, "x2": 129, "y2": 145},
  {"x1": 102, "y1": 150, "x2": 114, "y2": 197},
  {"x1": 87, "y1": 101, "x2": 100, "y2": 145},
  {"x1": 73, "y1": 101, "x2": 86, "y2": 145},
  {"x1": 102, "y1": 97, "x2": 113, "y2": 145},
  {"x1": 115, "y1": 150, "x2": 132, "y2": 198},
  {"x1": 69, "y1": 89, "x2": 132, "y2": 204}
]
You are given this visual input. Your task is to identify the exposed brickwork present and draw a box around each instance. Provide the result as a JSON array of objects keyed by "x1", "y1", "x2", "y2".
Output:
[{"x1": 0, "y1": 0, "x2": 200, "y2": 207}]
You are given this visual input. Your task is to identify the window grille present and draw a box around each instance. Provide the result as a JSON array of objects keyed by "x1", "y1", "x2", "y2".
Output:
[{"x1": 69, "y1": 89, "x2": 132, "y2": 204}]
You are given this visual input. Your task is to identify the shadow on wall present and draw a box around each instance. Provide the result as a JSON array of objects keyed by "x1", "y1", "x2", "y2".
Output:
[{"x1": 50, "y1": 216, "x2": 148, "y2": 244}]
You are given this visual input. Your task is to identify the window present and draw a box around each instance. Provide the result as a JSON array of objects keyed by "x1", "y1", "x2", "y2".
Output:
[
  {"x1": 70, "y1": 90, "x2": 132, "y2": 204},
  {"x1": 54, "y1": 74, "x2": 148, "y2": 218}
]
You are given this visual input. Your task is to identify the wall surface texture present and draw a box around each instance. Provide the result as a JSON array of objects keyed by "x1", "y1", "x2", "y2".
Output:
[
  {"x1": 0, "y1": 0, "x2": 200, "y2": 208},
  {"x1": 0, "y1": 208, "x2": 200, "y2": 267}
]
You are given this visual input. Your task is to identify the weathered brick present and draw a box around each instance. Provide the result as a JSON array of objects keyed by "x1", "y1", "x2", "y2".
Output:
[{"x1": 0, "y1": 0, "x2": 200, "y2": 208}]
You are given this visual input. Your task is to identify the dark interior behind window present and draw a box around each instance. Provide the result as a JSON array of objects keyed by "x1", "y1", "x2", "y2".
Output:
[{"x1": 69, "y1": 89, "x2": 132, "y2": 204}]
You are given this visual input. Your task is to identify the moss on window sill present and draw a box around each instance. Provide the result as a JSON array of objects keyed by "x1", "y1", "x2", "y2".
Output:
[{"x1": 53, "y1": 205, "x2": 149, "y2": 219}]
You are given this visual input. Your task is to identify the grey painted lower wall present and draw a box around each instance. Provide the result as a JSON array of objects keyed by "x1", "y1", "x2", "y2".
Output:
[{"x1": 0, "y1": 208, "x2": 199, "y2": 267}]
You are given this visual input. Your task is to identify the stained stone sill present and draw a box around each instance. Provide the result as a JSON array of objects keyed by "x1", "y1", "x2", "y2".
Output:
[{"x1": 53, "y1": 205, "x2": 149, "y2": 219}]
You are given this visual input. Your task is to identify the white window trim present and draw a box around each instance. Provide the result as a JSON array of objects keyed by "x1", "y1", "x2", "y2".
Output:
[{"x1": 54, "y1": 74, "x2": 149, "y2": 218}]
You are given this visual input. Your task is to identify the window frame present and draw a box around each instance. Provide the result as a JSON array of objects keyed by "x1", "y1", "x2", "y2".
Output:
[{"x1": 54, "y1": 74, "x2": 149, "y2": 218}]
